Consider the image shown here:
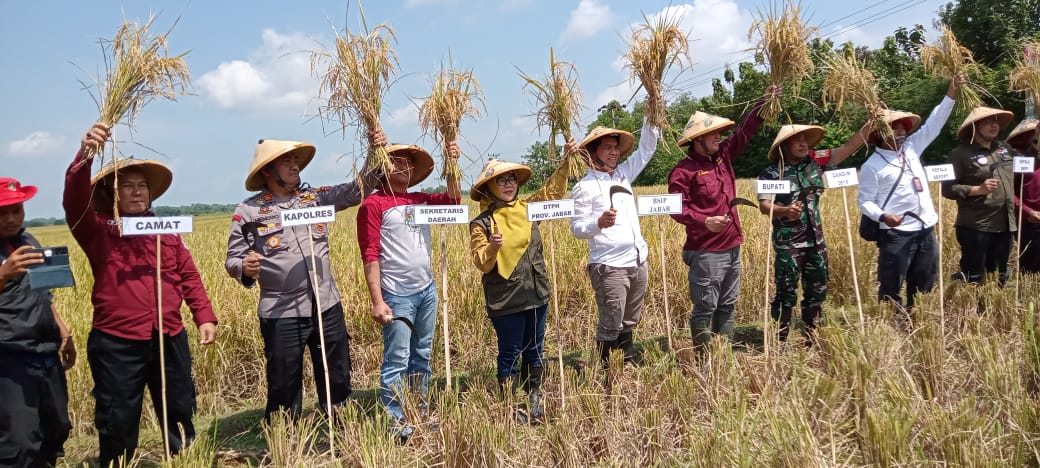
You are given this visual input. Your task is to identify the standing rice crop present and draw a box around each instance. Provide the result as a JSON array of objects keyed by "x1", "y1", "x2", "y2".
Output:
[
  {"x1": 312, "y1": 10, "x2": 398, "y2": 180},
  {"x1": 417, "y1": 60, "x2": 486, "y2": 182},
  {"x1": 518, "y1": 49, "x2": 587, "y2": 176},
  {"x1": 624, "y1": 11, "x2": 690, "y2": 130},
  {"x1": 822, "y1": 51, "x2": 892, "y2": 144},
  {"x1": 748, "y1": 2, "x2": 817, "y2": 122},
  {"x1": 919, "y1": 26, "x2": 983, "y2": 112},
  {"x1": 1009, "y1": 40, "x2": 1040, "y2": 107}
]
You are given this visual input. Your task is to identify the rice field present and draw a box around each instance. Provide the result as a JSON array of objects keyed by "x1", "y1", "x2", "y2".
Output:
[{"x1": 34, "y1": 180, "x2": 1040, "y2": 466}]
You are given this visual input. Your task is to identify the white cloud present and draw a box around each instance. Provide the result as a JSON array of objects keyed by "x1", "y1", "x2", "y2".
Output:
[
  {"x1": 561, "y1": 0, "x2": 614, "y2": 41},
  {"x1": 6, "y1": 131, "x2": 66, "y2": 157},
  {"x1": 405, "y1": 0, "x2": 456, "y2": 8},
  {"x1": 385, "y1": 102, "x2": 421, "y2": 128},
  {"x1": 593, "y1": 81, "x2": 640, "y2": 110},
  {"x1": 198, "y1": 29, "x2": 317, "y2": 113}
]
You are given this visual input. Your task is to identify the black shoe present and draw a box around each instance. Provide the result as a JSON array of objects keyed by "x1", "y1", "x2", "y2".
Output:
[{"x1": 616, "y1": 331, "x2": 636, "y2": 365}]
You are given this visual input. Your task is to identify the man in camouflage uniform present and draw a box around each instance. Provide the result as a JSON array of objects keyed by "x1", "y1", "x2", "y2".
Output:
[{"x1": 757, "y1": 124, "x2": 869, "y2": 342}]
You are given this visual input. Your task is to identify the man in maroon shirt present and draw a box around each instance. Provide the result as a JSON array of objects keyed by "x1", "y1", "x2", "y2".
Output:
[
  {"x1": 668, "y1": 85, "x2": 781, "y2": 350},
  {"x1": 64, "y1": 123, "x2": 218, "y2": 467},
  {"x1": 1008, "y1": 117, "x2": 1040, "y2": 273}
]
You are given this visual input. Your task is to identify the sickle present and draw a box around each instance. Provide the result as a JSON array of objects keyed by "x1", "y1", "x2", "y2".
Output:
[
  {"x1": 392, "y1": 316, "x2": 417, "y2": 334},
  {"x1": 729, "y1": 197, "x2": 758, "y2": 209},
  {"x1": 797, "y1": 185, "x2": 825, "y2": 203},
  {"x1": 608, "y1": 185, "x2": 633, "y2": 210}
]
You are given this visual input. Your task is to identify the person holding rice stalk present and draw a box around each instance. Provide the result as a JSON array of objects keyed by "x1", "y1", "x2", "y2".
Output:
[
  {"x1": 941, "y1": 106, "x2": 1017, "y2": 286},
  {"x1": 66, "y1": 123, "x2": 218, "y2": 466},
  {"x1": 571, "y1": 120, "x2": 659, "y2": 367},
  {"x1": 0, "y1": 177, "x2": 76, "y2": 467},
  {"x1": 857, "y1": 75, "x2": 964, "y2": 312},
  {"x1": 756, "y1": 122, "x2": 871, "y2": 344},
  {"x1": 357, "y1": 141, "x2": 461, "y2": 443},
  {"x1": 469, "y1": 142, "x2": 578, "y2": 424},
  {"x1": 667, "y1": 84, "x2": 781, "y2": 351},
  {"x1": 225, "y1": 132, "x2": 385, "y2": 423},
  {"x1": 1007, "y1": 117, "x2": 1040, "y2": 273}
]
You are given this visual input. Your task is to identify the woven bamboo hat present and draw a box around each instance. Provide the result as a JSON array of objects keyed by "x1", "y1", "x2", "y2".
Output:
[
  {"x1": 1007, "y1": 118, "x2": 1039, "y2": 151},
  {"x1": 385, "y1": 144, "x2": 435, "y2": 188},
  {"x1": 245, "y1": 139, "x2": 316, "y2": 191},
  {"x1": 91, "y1": 158, "x2": 172, "y2": 204},
  {"x1": 677, "y1": 111, "x2": 735, "y2": 147},
  {"x1": 769, "y1": 125, "x2": 825, "y2": 162},
  {"x1": 580, "y1": 126, "x2": 635, "y2": 157},
  {"x1": 957, "y1": 106, "x2": 1014, "y2": 142},
  {"x1": 470, "y1": 158, "x2": 532, "y2": 202},
  {"x1": 868, "y1": 110, "x2": 921, "y2": 144}
]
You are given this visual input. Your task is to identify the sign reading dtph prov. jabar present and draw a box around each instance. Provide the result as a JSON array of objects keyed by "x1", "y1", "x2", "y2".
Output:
[
  {"x1": 121, "y1": 216, "x2": 193, "y2": 236},
  {"x1": 637, "y1": 194, "x2": 681, "y2": 215},
  {"x1": 280, "y1": 205, "x2": 336, "y2": 227},
  {"x1": 412, "y1": 205, "x2": 470, "y2": 225},
  {"x1": 527, "y1": 199, "x2": 575, "y2": 221}
]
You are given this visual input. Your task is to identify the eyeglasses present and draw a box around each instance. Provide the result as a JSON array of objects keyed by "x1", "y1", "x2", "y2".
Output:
[{"x1": 495, "y1": 175, "x2": 518, "y2": 187}]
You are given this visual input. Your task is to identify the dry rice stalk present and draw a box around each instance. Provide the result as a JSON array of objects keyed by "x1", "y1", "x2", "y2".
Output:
[
  {"x1": 312, "y1": 9, "x2": 398, "y2": 180},
  {"x1": 1009, "y1": 40, "x2": 1040, "y2": 107},
  {"x1": 748, "y1": 2, "x2": 817, "y2": 122},
  {"x1": 418, "y1": 59, "x2": 486, "y2": 182},
  {"x1": 919, "y1": 26, "x2": 983, "y2": 112},
  {"x1": 822, "y1": 51, "x2": 892, "y2": 144},
  {"x1": 624, "y1": 11, "x2": 690, "y2": 129},
  {"x1": 517, "y1": 48, "x2": 587, "y2": 176}
]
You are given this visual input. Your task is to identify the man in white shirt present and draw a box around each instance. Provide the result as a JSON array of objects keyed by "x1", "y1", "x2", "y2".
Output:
[
  {"x1": 858, "y1": 75, "x2": 963, "y2": 309},
  {"x1": 571, "y1": 119, "x2": 660, "y2": 366}
]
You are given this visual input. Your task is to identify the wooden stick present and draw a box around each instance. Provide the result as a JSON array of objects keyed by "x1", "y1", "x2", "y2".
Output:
[
  {"x1": 1017, "y1": 175, "x2": 1026, "y2": 304},
  {"x1": 440, "y1": 228, "x2": 453, "y2": 392},
  {"x1": 763, "y1": 201, "x2": 774, "y2": 358},
  {"x1": 656, "y1": 216, "x2": 673, "y2": 352},
  {"x1": 156, "y1": 235, "x2": 170, "y2": 462},
  {"x1": 936, "y1": 185, "x2": 946, "y2": 340},
  {"x1": 840, "y1": 187, "x2": 865, "y2": 331},
  {"x1": 547, "y1": 221, "x2": 566, "y2": 410},
  {"x1": 305, "y1": 225, "x2": 335, "y2": 459}
]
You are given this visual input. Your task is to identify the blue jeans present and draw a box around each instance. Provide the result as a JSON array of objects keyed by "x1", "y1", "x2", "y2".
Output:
[
  {"x1": 489, "y1": 305, "x2": 547, "y2": 380},
  {"x1": 380, "y1": 282, "x2": 437, "y2": 422}
]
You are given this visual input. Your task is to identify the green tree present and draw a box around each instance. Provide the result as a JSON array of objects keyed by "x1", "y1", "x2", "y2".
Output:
[{"x1": 938, "y1": 0, "x2": 1040, "y2": 66}]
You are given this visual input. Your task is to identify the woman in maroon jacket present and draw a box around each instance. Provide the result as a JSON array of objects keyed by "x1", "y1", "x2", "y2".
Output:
[{"x1": 64, "y1": 122, "x2": 218, "y2": 466}]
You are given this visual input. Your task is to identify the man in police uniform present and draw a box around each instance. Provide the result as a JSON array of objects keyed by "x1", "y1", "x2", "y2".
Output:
[
  {"x1": 225, "y1": 132, "x2": 384, "y2": 421},
  {"x1": 0, "y1": 177, "x2": 76, "y2": 467},
  {"x1": 941, "y1": 107, "x2": 1016, "y2": 285}
]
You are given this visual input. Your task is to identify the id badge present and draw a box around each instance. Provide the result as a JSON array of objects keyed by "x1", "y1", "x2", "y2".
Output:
[{"x1": 911, "y1": 177, "x2": 924, "y2": 193}]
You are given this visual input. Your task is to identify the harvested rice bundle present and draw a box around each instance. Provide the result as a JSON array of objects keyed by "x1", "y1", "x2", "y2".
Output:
[
  {"x1": 518, "y1": 49, "x2": 587, "y2": 176},
  {"x1": 312, "y1": 13, "x2": 398, "y2": 180},
  {"x1": 418, "y1": 61, "x2": 486, "y2": 182},
  {"x1": 919, "y1": 26, "x2": 983, "y2": 112},
  {"x1": 1009, "y1": 40, "x2": 1040, "y2": 107},
  {"x1": 822, "y1": 51, "x2": 892, "y2": 143},
  {"x1": 748, "y1": 2, "x2": 817, "y2": 122},
  {"x1": 624, "y1": 11, "x2": 690, "y2": 129}
]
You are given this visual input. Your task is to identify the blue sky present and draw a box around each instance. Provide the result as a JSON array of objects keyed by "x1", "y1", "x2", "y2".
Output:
[{"x1": 3, "y1": 0, "x2": 949, "y2": 218}]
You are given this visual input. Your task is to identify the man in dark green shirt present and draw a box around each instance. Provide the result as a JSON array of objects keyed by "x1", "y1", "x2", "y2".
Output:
[{"x1": 941, "y1": 106, "x2": 1016, "y2": 285}]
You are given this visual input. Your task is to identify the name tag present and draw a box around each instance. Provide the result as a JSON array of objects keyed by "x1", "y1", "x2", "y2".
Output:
[
  {"x1": 1014, "y1": 156, "x2": 1036, "y2": 173},
  {"x1": 824, "y1": 168, "x2": 859, "y2": 188},
  {"x1": 413, "y1": 205, "x2": 470, "y2": 225},
  {"x1": 756, "y1": 179, "x2": 791, "y2": 194},
  {"x1": 527, "y1": 199, "x2": 575, "y2": 221},
  {"x1": 280, "y1": 205, "x2": 336, "y2": 227},
  {"x1": 122, "y1": 216, "x2": 193, "y2": 235},
  {"x1": 924, "y1": 164, "x2": 955, "y2": 181},
  {"x1": 637, "y1": 194, "x2": 682, "y2": 215}
]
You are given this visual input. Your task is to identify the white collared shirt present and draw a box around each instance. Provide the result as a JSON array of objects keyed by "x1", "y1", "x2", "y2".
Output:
[
  {"x1": 571, "y1": 120, "x2": 660, "y2": 266},
  {"x1": 858, "y1": 96, "x2": 955, "y2": 231}
]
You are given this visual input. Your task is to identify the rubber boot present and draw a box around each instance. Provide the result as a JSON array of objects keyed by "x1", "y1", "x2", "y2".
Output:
[
  {"x1": 616, "y1": 331, "x2": 636, "y2": 365},
  {"x1": 597, "y1": 340, "x2": 615, "y2": 369},
  {"x1": 499, "y1": 376, "x2": 527, "y2": 424},
  {"x1": 525, "y1": 366, "x2": 545, "y2": 423},
  {"x1": 690, "y1": 318, "x2": 712, "y2": 351}
]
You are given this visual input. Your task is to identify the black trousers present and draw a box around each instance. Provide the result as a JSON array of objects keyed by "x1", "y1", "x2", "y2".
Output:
[
  {"x1": 1022, "y1": 223, "x2": 1040, "y2": 274},
  {"x1": 955, "y1": 226, "x2": 1013, "y2": 285},
  {"x1": 87, "y1": 329, "x2": 196, "y2": 467},
  {"x1": 0, "y1": 352, "x2": 70, "y2": 468},
  {"x1": 259, "y1": 303, "x2": 351, "y2": 421},
  {"x1": 877, "y1": 226, "x2": 938, "y2": 308}
]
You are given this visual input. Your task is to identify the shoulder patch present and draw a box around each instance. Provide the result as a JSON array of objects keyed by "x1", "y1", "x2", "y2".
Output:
[
  {"x1": 316, "y1": 185, "x2": 332, "y2": 193},
  {"x1": 232, "y1": 214, "x2": 242, "y2": 222}
]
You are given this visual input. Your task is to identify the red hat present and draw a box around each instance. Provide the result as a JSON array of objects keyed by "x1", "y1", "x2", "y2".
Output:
[{"x1": 0, "y1": 178, "x2": 37, "y2": 207}]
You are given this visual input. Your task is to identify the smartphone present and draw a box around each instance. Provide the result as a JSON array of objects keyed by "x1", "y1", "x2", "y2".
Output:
[{"x1": 25, "y1": 246, "x2": 75, "y2": 290}]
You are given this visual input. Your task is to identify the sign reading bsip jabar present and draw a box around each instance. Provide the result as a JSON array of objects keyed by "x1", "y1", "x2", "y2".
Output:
[
  {"x1": 756, "y1": 180, "x2": 791, "y2": 194},
  {"x1": 281, "y1": 205, "x2": 336, "y2": 227},
  {"x1": 122, "y1": 216, "x2": 193, "y2": 236},
  {"x1": 1014, "y1": 156, "x2": 1036, "y2": 174},
  {"x1": 413, "y1": 205, "x2": 470, "y2": 225},
  {"x1": 824, "y1": 168, "x2": 859, "y2": 188},
  {"x1": 637, "y1": 194, "x2": 681, "y2": 215},
  {"x1": 527, "y1": 199, "x2": 575, "y2": 221},
  {"x1": 924, "y1": 164, "x2": 956, "y2": 182}
]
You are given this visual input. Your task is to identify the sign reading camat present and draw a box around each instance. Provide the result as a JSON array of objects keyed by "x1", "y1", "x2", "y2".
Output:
[
  {"x1": 824, "y1": 168, "x2": 859, "y2": 188},
  {"x1": 414, "y1": 205, "x2": 470, "y2": 225},
  {"x1": 527, "y1": 199, "x2": 575, "y2": 221},
  {"x1": 756, "y1": 179, "x2": 791, "y2": 194},
  {"x1": 925, "y1": 164, "x2": 956, "y2": 182},
  {"x1": 281, "y1": 205, "x2": 336, "y2": 227},
  {"x1": 121, "y1": 216, "x2": 193, "y2": 236},
  {"x1": 637, "y1": 194, "x2": 681, "y2": 215}
]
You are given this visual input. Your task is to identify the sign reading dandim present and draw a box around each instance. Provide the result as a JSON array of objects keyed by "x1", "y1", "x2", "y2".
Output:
[{"x1": 824, "y1": 168, "x2": 859, "y2": 188}]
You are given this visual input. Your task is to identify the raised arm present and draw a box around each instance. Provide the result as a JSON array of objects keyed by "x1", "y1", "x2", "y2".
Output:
[
  {"x1": 64, "y1": 123, "x2": 110, "y2": 244},
  {"x1": 826, "y1": 123, "x2": 872, "y2": 168}
]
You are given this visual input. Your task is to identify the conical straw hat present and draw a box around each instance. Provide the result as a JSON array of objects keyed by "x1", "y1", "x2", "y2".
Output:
[
  {"x1": 957, "y1": 106, "x2": 1013, "y2": 142},
  {"x1": 91, "y1": 158, "x2": 173, "y2": 203},
  {"x1": 385, "y1": 144, "x2": 435, "y2": 188},
  {"x1": 470, "y1": 158, "x2": 532, "y2": 202},
  {"x1": 245, "y1": 139, "x2": 316, "y2": 191},
  {"x1": 677, "y1": 111, "x2": 735, "y2": 147},
  {"x1": 580, "y1": 126, "x2": 635, "y2": 157},
  {"x1": 768, "y1": 125, "x2": 825, "y2": 162},
  {"x1": 1006, "y1": 117, "x2": 1038, "y2": 151},
  {"x1": 868, "y1": 110, "x2": 921, "y2": 144}
]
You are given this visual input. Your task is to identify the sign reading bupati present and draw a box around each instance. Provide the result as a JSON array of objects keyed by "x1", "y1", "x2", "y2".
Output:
[
  {"x1": 413, "y1": 205, "x2": 470, "y2": 225},
  {"x1": 756, "y1": 180, "x2": 791, "y2": 194},
  {"x1": 1014, "y1": 156, "x2": 1036, "y2": 174},
  {"x1": 527, "y1": 199, "x2": 575, "y2": 221},
  {"x1": 823, "y1": 168, "x2": 859, "y2": 188},
  {"x1": 924, "y1": 164, "x2": 956, "y2": 182},
  {"x1": 122, "y1": 216, "x2": 193, "y2": 236},
  {"x1": 280, "y1": 205, "x2": 336, "y2": 227},
  {"x1": 637, "y1": 194, "x2": 681, "y2": 215}
]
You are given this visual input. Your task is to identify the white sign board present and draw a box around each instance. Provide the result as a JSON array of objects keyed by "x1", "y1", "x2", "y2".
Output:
[
  {"x1": 1014, "y1": 156, "x2": 1036, "y2": 173},
  {"x1": 527, "y1": 199, "x2": 575, "y2": 221},
  {"x1": 756, "y1": 179, "x2": 791, "y2": 194},
  {"x1": 413, "y1": 205, "x2": 470, "y2": 225},
  {"x1": 121, "y1": 216, "x2": 193, "y2": 236},
  {"x1": 637, "y1": 194, "x2": 682, "y2": 215},
  {"x1": 824, "y1": 168, "x2": 859, "y2": 188},
  {"x1": 280, "y1": 205, "x2": 336, "y2": 227},
  {"x1": 924, "y1": 164, "x2": 956, "y2": 182}
]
